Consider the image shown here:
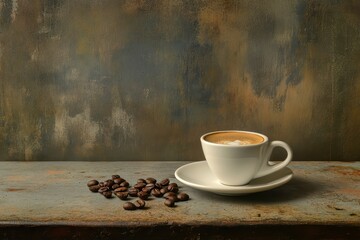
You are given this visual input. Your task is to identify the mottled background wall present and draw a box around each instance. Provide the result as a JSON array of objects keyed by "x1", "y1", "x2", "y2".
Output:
[{"x1": 0, "y1": 0, "x2": 359, "y2": 161}]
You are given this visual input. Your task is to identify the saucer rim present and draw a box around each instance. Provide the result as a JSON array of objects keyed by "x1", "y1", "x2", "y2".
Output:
[{"x1": 174, "y1": 161, "x2": 293, "y2": 194}]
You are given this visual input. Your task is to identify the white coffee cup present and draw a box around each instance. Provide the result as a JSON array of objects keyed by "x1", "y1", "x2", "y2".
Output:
[{"x1": 200, "y1": 130, "x2": 292, "y2": 186}]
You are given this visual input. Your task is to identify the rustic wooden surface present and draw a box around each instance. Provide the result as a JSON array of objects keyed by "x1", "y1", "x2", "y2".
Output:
[{"x1": 0, "y1": 161, "x2": 359, "y2": 239}]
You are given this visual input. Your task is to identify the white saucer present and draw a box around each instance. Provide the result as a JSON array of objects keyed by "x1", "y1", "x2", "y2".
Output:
[{"x1": 175, "y1": 161, "x2": 293, "y2": 196}]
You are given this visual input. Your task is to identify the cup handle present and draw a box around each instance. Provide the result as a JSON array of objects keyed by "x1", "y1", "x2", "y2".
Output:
[{"x1": 254, "y1": 141, "x2": 293, "y2": 179}]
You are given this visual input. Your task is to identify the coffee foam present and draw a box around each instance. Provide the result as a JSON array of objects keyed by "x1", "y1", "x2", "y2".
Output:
[
  {"x1": 216, "y1": 139, "x2": 253, "y2": 145},
  {"x1": 204, "y1": 132, "x2": 264, "y2": 145}
]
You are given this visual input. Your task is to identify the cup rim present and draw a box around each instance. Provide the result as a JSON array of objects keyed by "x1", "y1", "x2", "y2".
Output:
[{"x1": 200, "y1": 130, "x2": 268, "y2": 147}]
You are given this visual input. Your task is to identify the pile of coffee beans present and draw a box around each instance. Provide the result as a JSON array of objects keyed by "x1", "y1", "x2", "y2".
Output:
[{"x1": 87, "y1": 175, "x2": 190, "y2": 210}]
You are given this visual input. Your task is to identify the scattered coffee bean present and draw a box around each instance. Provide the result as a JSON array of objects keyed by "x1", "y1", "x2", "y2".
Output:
[
  {"x1": 146, "y1": 177, "x2": 157, "y2": 184},
  {"x1": 160, "y1": 187, "x2": 168, "y2": 194},
  {"x1": 112, "y1": 175, "x2": 121, "y2": 179},
  {"x1": 177, "y1": 192, "x2": 189, "y2": 201},
  {"x1": 120, "y1": 181, "x2": 130, "y2": 187},
  {"x1": 104, "y1": 179, "x2": 114, "y2": 188},
  {"x1": 167, "y1": 196, "x2": 178, "y2": 202},
  {"x1": 113, "y1": 178, "x2": 125, "y2": 184},
  {"x1": 123, "y1": 202, "x2": 137, "y2": 210},
  {"x1": 89, "y1": 185, "x2": 101, "y2": 192},
  {"x1": 102, "y1": 191, "x2": 113, "y2": 198},
  {"x1": 134, "y1": 182, "x2": 146, "y2": 190},
  {"x1": 137, "y1": 178, "x2": 146, "y2": 184},
  {"x1": 168, "y1": 185, "x2": 179, "y2": 193},
  {"x1": 142, "y1": 183, "x2": 154, "y2": 193},
  {"x1": 160, "y1": 178, "x2": 170, "y2": 186},
  {"x1": 142, "y1": 187, "x2": 152, "y2": 194},
  {"x1": 164, "y1": 199, "x2": 175, "y2": 207},
  {"x1": 146, "y1": 183, "x2": 155, "y2": 189},
  {"x1": 168, "y1": 183, "x2": 179, "y2": 193},
  {"x1": 115, "y1": 192, "x2": 128, "y2": 200},
  {"x1": 169, "y1": 182, "x2": 178, "y2": 188},
  {"x1": 151, "y1": 188, "x2": 163, "y2": 198},
  {"x1": 114, "y1": 187, "x2": 128, "y2": 192},
  {"x1": 134, "y1": 199, "x2": 146, "y2": 209},
  {"x1": 167, "y1": 183, "x2": 178, "y2": 191},
  {"x1": 138, "y1": 191, "x2": 149, "y2": 200},
  {"x1": 87, "y1": 175, "x2": 190, "y2": 211},
  {"x1": 128, "y1": 188, "x2": 139, "y2": 197},
  {"x1": 87, "y1": 180, "x2": 99, "y2": 187},
  {"x1": 163, "y1": 192, "x2": 177, "y2": 199},
  {"x1": 98, "y1": 187, "x2": 110, "y2": 193}
]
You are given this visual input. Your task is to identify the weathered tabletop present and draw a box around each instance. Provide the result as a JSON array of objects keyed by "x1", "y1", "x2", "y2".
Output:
[{"x1": 0, "y1": 161, "x2": 359, "y2": 239}]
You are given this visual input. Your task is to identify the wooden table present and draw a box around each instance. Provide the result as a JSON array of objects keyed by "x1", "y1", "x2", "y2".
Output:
[{"x1": 0, "y1": 161, "x2": 359, "y2": 239}]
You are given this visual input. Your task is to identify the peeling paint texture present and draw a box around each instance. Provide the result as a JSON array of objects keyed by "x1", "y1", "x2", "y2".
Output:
[{"x1": 0, "y1": 0, "x2": 359, "y2": 161}]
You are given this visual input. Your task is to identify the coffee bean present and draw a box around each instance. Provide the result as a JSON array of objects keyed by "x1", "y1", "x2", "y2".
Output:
[
  {"x1": 120, "y1": 181, "x2": 130, "y2": 187},
  {"x1": 114, "y1": 187, "x2": 128, "y2": 192},
  {"x1": 142, "y1": 187, "x2": 152, "y2": 194},
  {"x1": 163, "y1": 192, "x2": 177, "y2": 199},
  {"x1": 123, "y1": 202, "x2": 137, "y2": 210},
  {"x1": 168, "y1": 183, "x2": 179, "y2": 192},
  {"x1": 164, "y1": 199, "x2": 175, "y2": 207},
  {"x1": 134, "y1": 199, "x2": 146, "y2": 209},
  {"x1": 111, "y1": 184, "x2": 120, "y2": 190},
  {"x1": 151, "y1": 188, "x2": 163, "y2": 198},
  {"x1": 113, "y1": 178, "x2": 125, "y2": 184},
  {"x1": 89, "y1": 185, "x2": 100, "y2": 192},
  {"x1": 128, "y1": 188, "x2": 139, "y2": 197},
  {"x1": 160, "y1": 187, "x2": 168, "y2": 194},
  {"x1": 102, "y1": 191, "x2": 113, "y2": 198},
  {"x1": 160, "y1": 178, "x2": 170, "y2": 186},
  {"x1": 98, "y1": 187, "x2": 110, "y2": 193},
  {"x1": 168, "y1": 182, "x2": 178, "y2": 188},
  {"x1": 141, "y1": 183, "x2": 154, "y2": 193},
  {"x1": 134, "y1": 182, "x2": 146, "y2": 190},
  {"x1": 115, "y1": 192, "x2": 128, "y2": 200},
  {"x1": 177, "y1": 192, "x2": 189, "y2": 201},
  {"x1": 138, "y1": 191, "x2": 149, "y2": 200},
  {"x1": 87, "y1": 180, "x2": 99, "y2": 187},
  {"x1": 112, "y1": 175, "x2": 121, "y2": 179},
  {"x1": 87, "y1": 175, "x2": 188, "y2": 211},
  {"x1": 104, "y1": 179, "x2": 114, "y2": 188},
  {"x1": 146, "y1": 183, "x2": 155, "y2": 189},
  {"x1": 137, "y1": 178, "x2": 146, "y2": 184},
  {"x1": 166, "y1": 196, "x2": 178, "y2": 202},
  {"x1": 167, "y1": 184, "x2": 179, "y2": 193},
  {"x1": 146, "y1": 177, "x2": 157, "y2": 184}
]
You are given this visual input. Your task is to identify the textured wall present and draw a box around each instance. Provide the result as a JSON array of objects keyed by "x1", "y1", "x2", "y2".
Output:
[{"x1": 0, "y1": 0, "x2": 359, "y2": 161}]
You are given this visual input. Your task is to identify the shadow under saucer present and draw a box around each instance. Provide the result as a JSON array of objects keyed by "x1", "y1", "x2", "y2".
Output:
[{"x1": 201, "y1": 176, "x2": 325, "y2": 204}]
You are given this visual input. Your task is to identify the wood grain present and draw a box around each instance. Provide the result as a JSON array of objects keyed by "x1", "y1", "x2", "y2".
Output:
[{"x1": 0, "y1": 161, "x2": 359, "y2": 240}]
